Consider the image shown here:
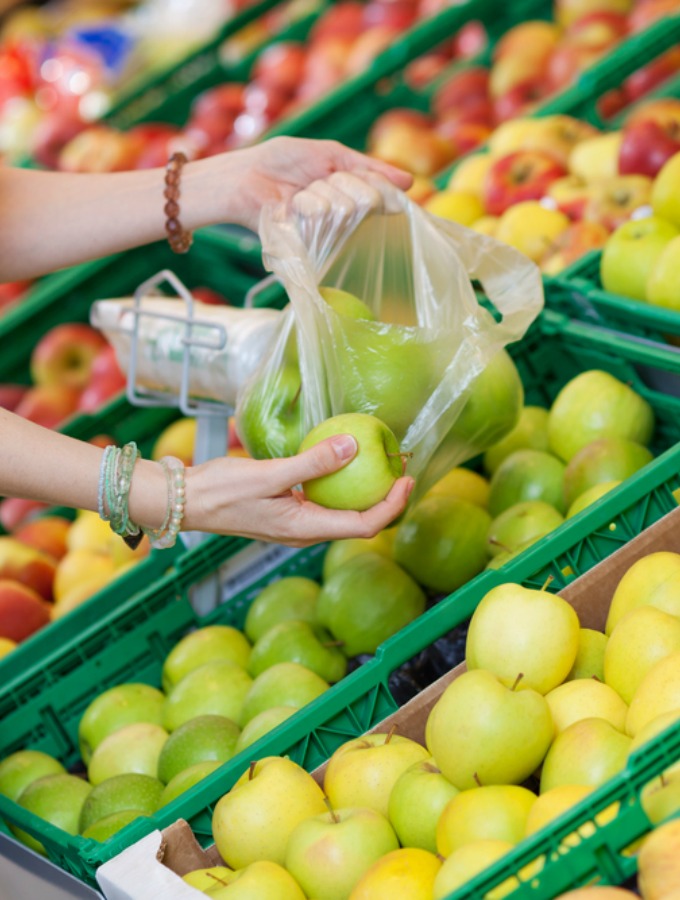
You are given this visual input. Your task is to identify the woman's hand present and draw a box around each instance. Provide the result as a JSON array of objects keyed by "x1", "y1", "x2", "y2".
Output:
[{"x1": 183, "y1": 433, "x2": 414, "y2": 547}]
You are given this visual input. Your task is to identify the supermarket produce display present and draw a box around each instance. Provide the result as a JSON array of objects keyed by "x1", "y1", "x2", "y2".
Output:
[{"x1": 1, "y1": 0, "x2": 680, "y2": 897}]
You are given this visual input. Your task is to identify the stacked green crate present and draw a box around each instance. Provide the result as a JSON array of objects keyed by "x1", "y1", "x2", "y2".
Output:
[{"x1": 1, "y1": 308, "x2": 679, "y2": 885}]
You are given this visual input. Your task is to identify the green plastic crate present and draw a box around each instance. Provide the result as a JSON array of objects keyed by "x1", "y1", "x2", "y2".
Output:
[{"x1": 1, "y1": 308, "x2": 680, "y2": 885}]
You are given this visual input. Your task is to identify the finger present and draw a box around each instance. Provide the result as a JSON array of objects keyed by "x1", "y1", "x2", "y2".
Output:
[
  {"x1": 360, "y1": 156, "x2": 413, "y2": 191},
  {"x1": 324, "y1": 171, "x2": 384, "y2": 214},
  {"x1": 267, "y1": 433, "x2": 358, "y2": 492}
]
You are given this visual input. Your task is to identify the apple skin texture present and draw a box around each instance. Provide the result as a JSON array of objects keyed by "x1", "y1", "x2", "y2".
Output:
[
  {"x1": 0, "y1": 750, "x2": 65, "y2": 804},
  {"x1": 14, "y1": 773, "x2": 92, "y2": 854},
  {"x1": 161, "y1": 625, "x2": 252, "y2": 693},
  {"x1": 78, "y1": 682, "x2": 165, "y2": 766},
  {"x1": 299, "y1": 413, "x2": 403, "y2": 511},
  {"x1": 238, "y1": 364, "x2": 304, "y2": 460},
  {"x1": 600, "y1": 215, "x2": 679, "y2": 302},
  {"x1": 78, "y1": 773, "x2": 163, "y2": 833}
]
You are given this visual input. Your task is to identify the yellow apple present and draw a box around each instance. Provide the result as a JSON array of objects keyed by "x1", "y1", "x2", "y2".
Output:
[
  {"x1": 646, "y1": 235, "x2": 680, "y2": 311},
  {"x1": 489, "y1": 119, "x2": 544, "y2": 158},
  {"x1": 151, "y1": 417, "x2": 196, "y2": 466},
  {"x1": 566, "y1": 628, "x2": 608, "y2": 681},
  {"x1": 436, "y1": 784, "x2": 537, "y2": 855},
  {"x1": 470, "y1": 215, "x2": 500, "y2": 236},
  {"x1": 540, "y1": 718, "x2": 631, "y2": 792},
  {"x1": 53, "y1": 550, "x2": 116, "y2": 604},
  {"x1": 545, "y1": 679, "x2": 628, "y2": 733},
  {"x1": 433, "y1": 839, "x2": 515, "y2": 900},
  {"x1": 424, "y1": 191, "x2": 485, "y2": 225},
  {"x1": 638, "y1": 818, "x2": 680, "y2": 900},
  {"x1": 496, "y1": 202, "x2": 570, "y2": 263},
  {"x1": 66, "y1": 510, "x2": 114, "y2": 555},
  {"x1": 605, "y1": 552, "x2": 680, "y2": 634},
  {"x1": 569, "y1": 132, "x2": 623, "y2": 183},
  {"x1": 651, "y1": 150, "x2": 680, "y2": 227},
  {"x1": 448, "y1": 154, "x2": 493, "y2": 198},
  {"x1": 348, "y1": 848, "x2": 441, "y2": 900},
  {"x1": 525, "y1": 784, "x2": 593, "y2": 847},
  {"x1": 626, "y1": 650, "x2": 680, "y2": 736},
  {"x1": 425, "y1": 467, "x2": 490, "y2": 507}
]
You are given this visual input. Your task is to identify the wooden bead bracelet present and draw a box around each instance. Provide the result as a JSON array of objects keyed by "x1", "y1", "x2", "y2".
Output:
[{"x1": 164, "y1": 152, "x2": 193, "y2": 254}]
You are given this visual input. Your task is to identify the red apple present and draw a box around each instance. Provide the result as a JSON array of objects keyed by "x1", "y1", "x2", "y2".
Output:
[
  {"x1": 540, "y1": 220, "x2": 611, "y2": 275},
  {"x1": 0, "y1": 384, "x2": 29, "y2": 412},
  {"x1": 629, "y1": 0, "x2": 680, "y2": 32},
  {"x1": 492, "y1": 80, "x2": 550, "y2": 123},
  {"x1": 435, "y1": 116, "x2": 492, "y2": 156},
  {"x1": 619, "y1": 119, "x2": 680, "y2": 177},
  {"x1": 298, "y1": 36, "x2": 354, "y2": 101},
  {"x1": 362, "y1": 0, "x2": 419, "y2": 31},
  {"x1": 583, "y1": 174, "x2": 653, "y2": 230},
  {"x1": 77, "y1": 375, "x2": 125, "y2": 413},
  {"x1": 190, "y1": 83, "x2": 246, "y2": 124},
  {"x1": 625, "y1": 97, "x2": 680, "y2": 129},
  {"x1": 432, "y1": 67, "x2": 490, "y2": 117},
  {"x1": 252, "y1": 41, "x2": 307, "y2": 95},
  {"x1": 129, "y1": 123, "x2": 184, "y2": 170},
  {"x1": 403, "y1": 53, "x2": 450, "y2": 89},
  {"x1": 30, "y1": 110, "x2": 85, "y2": 169},
  {"x1": 0, "y1": 280, "x2": 32, "y2": 311},
  {"x1": 14, "y1": 517, "x2": 70, "y2": 562},
  {"x1": 624, "y1": 47, "x2": 680, "y2": 104},
  {"x1": 88, "y1": 434, "x2": 116, "y2": 450},
  {"x1": 14, "y1": 384, "x2": 81, "y2": 429},
  {"x1": 309, "y1": 1, "x2": 365, "y2": 41},
  {"x1": 493, "y1": 20, "x2": 561, "y2": 63},
  {"x1": 0, "y1": 580, "x2": 51, "y2": 642},
  {"x1": 597, "y1": 87, "x2": 629, "y2": 120},
  {"x1": 346, "y1": 26, "x2": 400, "y2": 76},
  {"x1": 58, "y1": 127, "x2": 143, "y2": 173},
  {"x1": 554, "y1": 0, "x2": 634, "y2": 30},
  {"x1": 30, "y1": 323, "x2": 107, "y2": 390},
  {"x1": 545, "y1": 176, "x2": 594, "y2": 220},
  {"x1": 368, "y1": 108, "x2": 434, "y2": 150},
  {"x1": 370, "y1": 122, "x2": 455, "y2": 176},
  {"x1": 483, "y1": 150, "x2": 567, "y2": 215},
  {"x1": 450, "y1": 20, "x2": 488, "y2": 58},
  {"x1": 191, "y1": 286, "x2": 232, "y2": 306},
  {"x1": 0, "y1": 499, "x2": 49, "y2": 533}
]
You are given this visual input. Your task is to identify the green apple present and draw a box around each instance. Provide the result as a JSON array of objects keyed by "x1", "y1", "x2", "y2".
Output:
[
  {"x1": 348, "y1": 847, "x2": 442, "y2": 899},
  {"x1": 646, "y1": 234, "x2": 680, "y2": 310},
  {"x1": 158, "y1": 759, "x2": 222, "y2": 808},
  {"x1": 487, "y1": 501, "x2": 564, "y2": 557},
  {"x1": 161, "y1": 625, "x2": 252, "y2": 693},
  {"x1": 629, "y1": 710, "x2": 680, "y2": 760},
  {"x1": 322, "y1": 530, "x2": 395, "y2": 581},
  {"x1": 566, "y1": 628, "x2": 608, "y2": 681},
  {"x1": 436, "y1": 784, "x2": 536, "y2": 855},
  {"x1": 387, "y1": 758, "x2": 459, "y2": 853},
  {"x1": 87, "y1": 722, "x2": 168, "y2": 786},
  {"x1": 248, "y1": 620, "x2": 347, "y2": 682},
  {"x1": 211, "y1": 756, "x2": 327, "y2": 868},
  {"x1": 162, "y1": 660, "x2": 252, "y2": 732},
  {"x1": 233, "y1": 707, "x2": 297, "y2": 755},
  {"x1": 446, "y1": 349, "x2": 524, "y2": 454},
  {"x1": 466, "y1": 582, "x2": 580, "y2": 694},
  {"x1": 483, "y1": 406, "x2": 551, "y2": 476},
  {"x1": 324, "y1": 733, "x2": 429, "y2": 819},
  {"x1": 651, "y1": 151, "x2": 680, "y2": 227},
  {"x1": 319, "y1": 285, "x2": 375, "y2": 320},
  {"x1": 566, "y1": 481, "x2": 621, "y2": 519},
  {"x1": 157, "y1": 714, "x2": 240, "y2": 784},
  {"x1": 14, "y1": 773, "x2": 91, "y2": 854},
  {"x1": 239, "y1": 661, "x2": 329, "y2": 726},
  {"x1": 539, "y1": 717, "x2": 632, "y2": 792},
  {"x1": 244, "y1": 576, "x2": 320, "y2": 644},
  {"x1": 393, "y1": 496, "x2": 491, "y2": 593},
  {"x1": 484, "y1": 540, "x2": 537, "y2": 570},
  {"x1": 545, "y1": 679, "x2": 628, "y2": 733},
  {"x1": 600, "y1": 216, "x2": 679, "y2": 301},
  {"x1": 208, "y1": 860, "x2": 306, "y2": 899},
  {"x1": 81, "y1": 809, "x2": 145, "y2": 843},
  {"x1": 626, "y1": 650, "x2": 680, "y2": 737},
  {"x1": 0, "y1": 750, "x2": 65, "y2": 803},
  {"x1": 78, "y1": 682, "x2": 165, "y2": 766},
  {"x1": 606, "y1": 552, "x2": 680, "y2": 634},
  {"x1": 427, "y1": 669, "x2": 553, "y2": 790},
  {"x1": 238, "y1": 364, "x2": 304, "y2": 460},
  {"x1": 424, "y1": 467, "x2": 490, "y2": 508},
  {"x1": 563, "y1": 438, "x2": 652, "y2": 508},
  {"x1": 548, "y1": 370, "x2": 654, "y2": 463},
  {"x1": 433, "y1": 839, "x2": 515, "y2": 900},
  {"x1": 604, "y1": 606, "x2": 680, "y2": 705},
  {"x1": 641, "y1": 769, "x2": 680, "y2": 826},
  {"x1": 79, "y1": 773, "x2": 163, "y2": 833},
  {"x1": 182, "y1": 866, "x2": 235, "y2": 891},
  {"x1": 488, "y1": 449, "x2": 566, "y2": 516},
  {"x1": 285, "y1": 806, "x2": 399, "y2": 900},
  {"x1": 298, "y1": 413, "x2": 403, "y2": 511},
  {"x1": 316, "y1": 552, "x2": 425, "y2": 657}
]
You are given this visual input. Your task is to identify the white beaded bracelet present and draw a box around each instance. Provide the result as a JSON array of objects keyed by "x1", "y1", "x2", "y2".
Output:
[{"x1": 142, "y1": 455, "x2": 186, "y2": 550}]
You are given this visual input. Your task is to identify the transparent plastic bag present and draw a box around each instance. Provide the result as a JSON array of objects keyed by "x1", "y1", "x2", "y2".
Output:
[{"x1": 236, "y1": 176, "x2": 544, "y2": 497}]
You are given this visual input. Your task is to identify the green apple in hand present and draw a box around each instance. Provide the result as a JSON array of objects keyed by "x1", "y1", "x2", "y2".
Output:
[
  {"x1": 427, "y1": 669, "x2": 553, "y2": 790},
  {"x1": 604, "y1": 606, "x2": 680, "y2": 705},
  {"x1": 158, "y1": 759, "x2": 222, "y2": 808},
  {"x1": 239, "y1": 661, "x2": 329, "y2": 726},
  {"x1": 488, "y1": 449, "x2": 566, "y2": 516},
  {"x1": 244, "y1": 576, "x2": 320, "y2": 644},
  {"x1": 248, "y1": 620, "x2": 347, "y2": 682},
  {"x1": 285, "y1": 806, "x2": 399, "y2": 900},
  {"x1": 209, "y1": 860, "x2": 306, "y2": 899},
  {"x1": 600, "y1": 216, "x2": 678, "y2": 302},
  {"x1": 394, "y1": 496, "x2": 491, "y2": 593},
  {"x1": 646, "y1": 234, "x2": 680, "y2": 310},
  {"x1": 157, "y1": 714, "x2": 240, "y2": 784},
  {"x1": 87, "y1": 722, "x2": 168, "y2": 785},
  {"x1": 465, "y1": 582, "x2": 580, "y2": 694},
  {"x1": 547, "y1": 370, "x2": 654, "y2": 463},
  {"x1": 238, "y1": 364, "x2": 304, "y2": 460},
  {"x1": 566, "y1": 628, "x2": 608, "y2": 681},
  {"x1": 388, "y1": 758, "x2": 459, "y2": 853},
  {"x1": 316, "y1": 552, "x2": 425, "y2": 657},
  {"x1": 13, "y1": 773, "x2": 91, "y2": 854},
  {"x1": 0, "y1": 750, "x2": 65, "y2": 803},
  {"x1": 540, "y1": 717, "x2": 631, "y2": 792},
  {"x1": 436, "y1": 784, "x2": 536, "y2": 855},
  {"x1": 545, "y1": 678, "x2": 628, "y2": 733},
  {"x1": 433, "y1": 839, "x2": 515, "y2": 900},
  {"x1": 234, "y1": 707, "x2": 296, "y2": 755},
  {"x1": 324, "y1": 732, "x2": 429, "y2": 819},
  {"x1": 298, "y1": 413, "x2": 404, "y2": 511},
  {"x1": 162, "y1": 660, "x2": 252, "y2": 732},
  {"x1": 487, "y1": 501, "x2": 564, "y2": 557},
  {"x1": 212, "y1": 756, "x2": 327, "y2": 868},
  {"x1": 322, "y1": 530, "x2": 395, "y2": 581},
  {"x1": 78, "y1": 682, "x2": 165, "y2": 766},
  {"x1": 563, "y1": 438, "x2": 652, "y2": 508},
  {"x1": 483, "y1": 405, "x2": 550, "y2": 475},
  {"x1": 161, "y1": 625, "x2": 252, "y2": 693},
  {"x1": 79, "y1": 773, "x2": 163, "y2": 833}
]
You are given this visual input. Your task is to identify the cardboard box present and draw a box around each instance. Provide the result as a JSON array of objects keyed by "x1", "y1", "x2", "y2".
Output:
[{"x1": 96, "y1": 506, "x2": 680, "y2": 900}]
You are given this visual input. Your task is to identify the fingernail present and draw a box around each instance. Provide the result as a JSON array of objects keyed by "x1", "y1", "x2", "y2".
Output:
[
  {"x1": 331, "y1": 434, "x2": 357, "y2": 460},
  {"x1": 406, "y1": 478, "x2": 415, "y2": 497}
]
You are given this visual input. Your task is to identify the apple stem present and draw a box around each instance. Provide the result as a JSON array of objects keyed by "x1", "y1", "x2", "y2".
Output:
[
  {"x1": 540, "y1": 575, "x2": 554, "y2": 593},
  {"x1": 473, "y1": 772, "x2": 482, "y2": 787},
  {"x1": 511, "y1": 672, "x2": 524, "y2": 692},
  {"x1": 207, "y1": 874, "x2": 231, "y2": 887},
  {"x1": 385, "y1": 724, "x2": 398, "y2": 744},
  {"x1": 591, "y1": 675, "x2": 602, "y2": 683},
  {"x1": 288, "y1": 383, "x2": 302, "y2": 413},
  {"x1": 660, "y1": 773, "x2": 668, "y2": 788},
  {"x1": 248, "y1": 761, "x2": 257, "y2": 781},
  {"x1": 387, "y1": 452, "x2": 414, "y2": 460},
  {"x1": 489, "y1": 538, "x2": 513, "y2": 553},
  {"x1": 324, "y1": 797, "x2": 340, "y2": 824},
  {"x1": 322, "y1": 640, "x2": 345, "y2": 648}
]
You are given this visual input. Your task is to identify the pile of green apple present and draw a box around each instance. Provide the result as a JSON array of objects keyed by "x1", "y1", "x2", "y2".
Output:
[
  {"x1": 178, "y1": 551, "x2": 680, "y2": 900},
  {"x1": 601, "y1": 151, "x2": 680, "y2": 308},
  {"x1": 0, "y1": 545, "x2": 430, "y2": 852}
]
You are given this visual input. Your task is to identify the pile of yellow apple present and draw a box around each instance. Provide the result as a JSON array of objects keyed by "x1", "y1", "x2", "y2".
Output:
[{"x1": 176, "y1": 551, "x2": 680, "y2": 900}]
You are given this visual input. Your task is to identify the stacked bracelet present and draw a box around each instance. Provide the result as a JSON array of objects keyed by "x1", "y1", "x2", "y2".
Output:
[
  {"x1": 142, "y1": 456, "x2": 186, "y2": 550},
  {"x1": 99, "y1": 442, "x2": 143, "y2": 549}
]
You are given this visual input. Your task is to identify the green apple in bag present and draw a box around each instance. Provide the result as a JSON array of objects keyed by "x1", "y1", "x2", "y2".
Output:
[{"x1": 238, "y1": 364, "x2": 304, "y2": 459}]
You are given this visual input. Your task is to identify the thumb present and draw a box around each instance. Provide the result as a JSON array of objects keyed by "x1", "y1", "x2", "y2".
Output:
[{"x1": 271, "y1": 434, "x2": 357, "y2": 491}]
